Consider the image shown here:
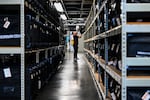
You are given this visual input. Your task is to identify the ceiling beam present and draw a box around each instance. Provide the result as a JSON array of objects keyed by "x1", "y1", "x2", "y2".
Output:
[
  {"x1": 66, "y1": 7, "x2": 91, "y2": 10},
  {"x1": 63, "y1": 0, "x2": 82, "y2": 1},
  {"x1": 64, "y1": 1, "x2": 92, "y2": 5},
  {"x1": 64, "y1": 23, "x2": 85, "y2": 26},
  {"x1": 67, "y1": 11, "x2": 88, "y2": 15},
  {"x1": 80, "y1": 0, "x2": 84, "y2": 17}
]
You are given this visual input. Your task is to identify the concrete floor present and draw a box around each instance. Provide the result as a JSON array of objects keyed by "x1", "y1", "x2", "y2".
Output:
[{"x1": 35, "y1": 52, "x2": 100, "y2": 100}]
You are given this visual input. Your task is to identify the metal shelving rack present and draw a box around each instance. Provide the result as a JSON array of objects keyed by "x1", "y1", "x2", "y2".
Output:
[
  {"x1": 84, "y1": 0, "x2": 150, "y2": 100},
  {"x1": 0, "y1": 0, "x2": 25, "y2": 100},
  {"x1": 122, "y1": 1, "x2": 150, "y2": 100},
  {"x1": 0, "y1": 0, "x2": 65, "y2": 100}
]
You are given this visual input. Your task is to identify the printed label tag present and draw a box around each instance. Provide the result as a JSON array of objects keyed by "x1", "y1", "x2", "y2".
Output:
[
  {"x1": 3, "y1": 68, "x2": 12, "y2": 78},
  {"x1": 3, "y1": 21, "x2": 10, "y2": 29},
  {"x1": 111, "y1": 44, "x2": 115, "y2": 51},
  {"x1": 38, "y1": 80, "x2": 41, "y2": 89}
]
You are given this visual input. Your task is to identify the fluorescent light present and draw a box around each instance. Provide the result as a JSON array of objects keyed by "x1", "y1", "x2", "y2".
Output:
[
  {"x1": 54, "y1": 2, "x2": 64, "y2": 12},
  {"x1": 60, "y1": 14, "x2": 67, "y2": 20}
]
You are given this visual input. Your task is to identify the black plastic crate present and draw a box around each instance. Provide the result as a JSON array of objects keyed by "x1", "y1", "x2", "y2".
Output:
[
  {"x1": 127, "y1": 12, "x2": 150, "y2": 22},
  {"x1": 127, "y1": 33, "x2": 150, "y2": 57},
  {"x1": 0, "y1": 5, "x2": 20, "y2": 47},
  {"x1": 127, "y1": 87, "x2": 150, "y2": 100},
  {"x1": 0, "y1": 81, "x2": 21, "y2": 100}
]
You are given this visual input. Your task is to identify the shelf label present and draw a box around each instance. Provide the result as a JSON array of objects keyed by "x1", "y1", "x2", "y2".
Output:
[
  {"x1": 111, "y1": 44, "x2": 116, "y2": 51},
  {"x1": 3, "y1": 68, "x2": 12, "y2": 78},
  {"x1": 3, "y1": 21, "x2": 10, "y2": 29},
  {"x1": 116, "y1": 44, "x2": 120, "y2": 53},
  {"x1": 38, "y1": 80, "x2": 41, "y2": 89},
  {"x1": 31, "y1": 74, "x2": 33, "y2": 79},
  {"x1": 142, "y1": 90, "x2": 150, "y2": 100}
]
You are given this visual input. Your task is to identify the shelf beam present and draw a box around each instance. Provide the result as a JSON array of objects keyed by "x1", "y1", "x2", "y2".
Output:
[
  {"x1": 126, "y1": 58, "x2": 150, "y2": 66},
  {"x1": 84, "y1": 25, "x2": 122, "y2": 42},
  {"x1": 0, "y1": 0, "x2": 21, "y2": 4},
  {"x1": 0, "y1": 47, "x2": 21, "y2": 54},
  {"x1": 126, "y1": 76, "x2": 150, "y2": 87},
  {"x1": 125, "y1": 24, "x2": 150, "y2": 32},
  {"x1": 126, "y1": 4, "x2": 150, "y2": 12}
]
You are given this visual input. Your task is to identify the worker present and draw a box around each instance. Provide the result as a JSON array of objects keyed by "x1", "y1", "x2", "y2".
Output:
[{"x1": 73, "y1": 26, "x2": 81, "y2": 62}]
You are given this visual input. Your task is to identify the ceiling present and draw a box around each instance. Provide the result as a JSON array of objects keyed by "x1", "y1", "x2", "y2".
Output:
[
  {"x1": 63, "y1": 0, "x2": 92, "y2": 19},
  {"x1": 51, "y1": 0, "x2": 93, "y2": 30}
]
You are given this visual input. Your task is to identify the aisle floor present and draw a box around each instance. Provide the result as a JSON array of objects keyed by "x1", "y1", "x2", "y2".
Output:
[{"x1": 35, "y1": 52, "x2": 100, "y2": 100}]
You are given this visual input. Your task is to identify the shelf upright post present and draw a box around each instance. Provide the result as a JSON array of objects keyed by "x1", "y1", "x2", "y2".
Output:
[
  {"x1": 104, "y1": 2, "x2": 109, "y2": 98},
  {"x1": 21, "y1": 0, "x2": 25, "y2": 100},
  {"x1": 93, "y1": 0, "x2": 96, "y2": 37},
  {"x1": 93, "y1": 0, "x2": 97, "y2": 72},
  {"x1": 97, "y1": 0, "x2": 101, "y2": 57},
  {"x1": 36, "y1": 51, "x2": 40, "y2": 63},
  {"x1": 45, "y1": 50, "x2": 48, "y2": 59},
  {"x1": 121, "y1": 0, "x2": 127, "y2": 100}
]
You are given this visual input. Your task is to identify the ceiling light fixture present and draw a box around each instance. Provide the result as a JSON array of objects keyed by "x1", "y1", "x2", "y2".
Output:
[{"x1": 54, "y1": 2, "x2": 64, "y2": 12}]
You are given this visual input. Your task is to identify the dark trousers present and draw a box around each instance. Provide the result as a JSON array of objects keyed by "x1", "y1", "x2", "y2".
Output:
[{"x1": 73, "y1": 45, "x2": 78, "y2": 59}]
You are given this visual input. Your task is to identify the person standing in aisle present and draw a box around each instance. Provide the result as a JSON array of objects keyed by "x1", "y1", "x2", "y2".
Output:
[{"x1": 73, "y1": 26, "x2": 81, "y2": 62}]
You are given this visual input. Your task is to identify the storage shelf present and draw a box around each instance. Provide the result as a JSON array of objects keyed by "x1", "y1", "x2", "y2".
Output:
[
  {"x1": 84, "y1": 48, "x2": 122, "y2": 85},
  {"x1": 126, "y1": 3, "x2": 150, "y2": 12},
  {"x1": 95, "y1": 55, "x2": 106, "y2": 70},
  {"x1": 84, "y1": 38, "x2": 94, "y2": 43},
  {"x1": 25, "y1": 46, "x2": 58, "y2": 54},
  {"x1": 95, "y1": 55, "x2": 122, "y2": 85},
  {"x1": 125, "y1": 24, "x2": 150, "y2": 32},
  {"x1": 126, "y1": 76, "x2": 150, "y2": 87},
  {"x1": 126, "y1": 58, "x2": 150, "y2": 66},
  {"x1": 105, "y1": 26, "x2": 122, "y2": 37},
  {"x1": 94, "y1": 25, "x2": 121, "y2": 40},
  {"x1": 84, "y1": 25, "x2": 121, "y2": 42},
  {"x1": 84, "y1": 48, "x2": 95, "y2": 58},
  {"x1": 106, "y1": 65, "x2": 122, "y2": 85},
  {"x1": 84, "y1": 0, "x2": 150, "y2": 99},
  {"x1": 0, "y1": 1, "x2": 65, "y2": 100}
]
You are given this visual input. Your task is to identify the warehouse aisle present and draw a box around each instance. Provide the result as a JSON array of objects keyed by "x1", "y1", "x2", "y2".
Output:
[{"x1": 35, "y1": 52, "x2": 100, "y2": 100}]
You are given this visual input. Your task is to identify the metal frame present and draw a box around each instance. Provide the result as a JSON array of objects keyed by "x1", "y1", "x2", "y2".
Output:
[
  {"x1": 21, "y1": 0, "x2": 25, "y2": 100},
  {"x1": 122, "y1": 0, "x2": 150, "y2": 99}
]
